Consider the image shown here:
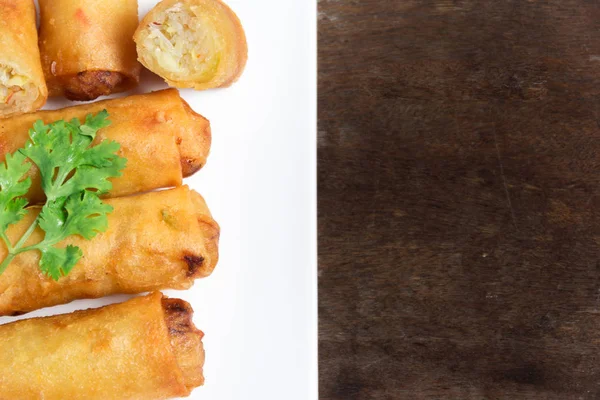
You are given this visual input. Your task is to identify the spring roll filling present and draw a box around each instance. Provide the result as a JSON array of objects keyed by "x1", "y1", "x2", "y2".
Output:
[
  {"x1": 0, "y1": 65, "x2": 37, "y2": 110},
  {"x1": 139, "y1": 3, "x2": 221, "y2": 82},
  {"x1": 61, "y1": 70, "x2": 128, "y2": 101}
]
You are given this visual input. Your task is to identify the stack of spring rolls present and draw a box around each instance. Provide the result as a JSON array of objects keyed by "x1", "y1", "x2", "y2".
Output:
[
  {"x1": 0, "y1": 1, "x2": 223, "y2": 398},
  {"x1": 0, "y1": 93, "x2": 220, "y2": 397}
]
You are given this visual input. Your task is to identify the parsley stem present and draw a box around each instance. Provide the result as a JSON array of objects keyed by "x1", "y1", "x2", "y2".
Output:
[
  {"x1": 0, "y1": 232, "x2": 13, "y2": 253},
  {"x1": 0, "y1": 214, "x2": 41, "y2": 275},
  {"x1": 14, "y1": 244, "x2": 41, "y2": 254},
  {"x1": 13, "y1": 215, "x2": 40, "y2": 250},
  {"x1": 0, "y1": 215, "x2": 40, "y2": 275},
  {"x1": 0, "y1": 253, "x2": 15, "y2": 276}
]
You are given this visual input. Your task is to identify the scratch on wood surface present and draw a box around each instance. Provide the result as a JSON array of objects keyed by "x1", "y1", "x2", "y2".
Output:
[
  {"x1": 429, "y1": 0, "x2": 476, "y2": 14},
  {"x1": 594, "y1": 288, "x2": 600, "y2": 312},
  {"x1": 360, "y1": 357, "x2": 387, "y2": 371},
  {"x1": 492, "y1": 124, "x2": 517, "y2": 229}
]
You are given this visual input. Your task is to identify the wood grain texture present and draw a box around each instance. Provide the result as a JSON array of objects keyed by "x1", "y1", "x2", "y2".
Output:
[{"x1": 318, "y1": 1, "x2": 600, "y2": 399}]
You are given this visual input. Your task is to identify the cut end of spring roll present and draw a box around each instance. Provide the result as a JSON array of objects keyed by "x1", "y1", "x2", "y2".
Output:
[
  {"x1": 0, "y1": 0, "x2": 48, "y2": 118},
  {"x1": 191, "y1": 190, "x2": 221, "y2": 276},
  {"x1": 134, "y1": 0, "x2": 248, "y2": 90},
  {"x1": 48, "y1": 70, "x2": 137, "y2": 102},
  {"x1": 0, "y1": 64, "x2": 46, "y2": 117},
  {"x1": 0, "y1": 293, "x2": 205, "y2": 399},
  {"x1": 39, "y1": 0, "x2": 141, "y2": 101},
  {"x1": 163, "y1": 297, "x2": 206, "y2": 389},
  {"x1": 180, "y1": 95, "x2": 212, "y2": 176}
]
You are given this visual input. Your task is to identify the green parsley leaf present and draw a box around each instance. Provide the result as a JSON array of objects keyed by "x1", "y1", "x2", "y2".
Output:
[
  {"x1": 39, "y1": 191, "x2": 112, "y2": 244},
  {"x1": 0, "y1": 152, "x2": 31, "y2": 234},
  {"x1": 19, "y1": 109, "x2": 126, "y2": 201},
  {"x1": 0, "y1": 111, "x2": 126, "y2": 280},
  {"x1": 39, "y1": 245, "x2": 82, "y2": 281}
]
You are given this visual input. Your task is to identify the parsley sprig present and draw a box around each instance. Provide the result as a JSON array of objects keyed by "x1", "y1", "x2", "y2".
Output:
[{"x1": 0, "y1": 111, "x2": 126, "y2": 280}]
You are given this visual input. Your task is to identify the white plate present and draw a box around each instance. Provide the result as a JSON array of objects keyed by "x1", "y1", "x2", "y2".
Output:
[{"x1": 1, "y1": 1, "x2": 318, "y2": 399}]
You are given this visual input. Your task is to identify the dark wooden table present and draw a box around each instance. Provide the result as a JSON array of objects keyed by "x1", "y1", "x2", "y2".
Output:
[{"x1": 318, "y1": 1, "x2": 600, "y2": 398}]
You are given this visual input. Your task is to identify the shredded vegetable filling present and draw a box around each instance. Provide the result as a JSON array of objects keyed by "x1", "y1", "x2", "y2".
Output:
[
  {"x1": 0, "y1": 65, "x2": 37, "y2": 112},
  {"x1": 140, "y1": 3, "x2": 222, "y2": 82}
]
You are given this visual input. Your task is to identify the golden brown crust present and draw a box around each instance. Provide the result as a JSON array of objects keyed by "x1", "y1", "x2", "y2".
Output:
[
  {"x1": 0, "y1": 186, "x2": 220, "y2": 316},
  {"x1": 163, "y1": 298, "x2": 206, "y2": 389},
  {"x1": 0, "y1": 0, "x2": 48, "y2": 117},
  {"x1": 134, "y1": 0, "x2": 248, "y2": 90},
  {"x1": 39, "y1": 0, "x2": 141, "y2": 101},
  {"x1": 0, "y1": 89, "x2": 210, "y2": 204},
  {"x1": 0, "y1": 293, "x2": 202, "y2": 399}
]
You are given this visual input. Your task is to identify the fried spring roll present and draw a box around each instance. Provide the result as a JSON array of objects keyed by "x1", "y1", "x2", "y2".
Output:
[
  {"x1": 0, "y1": 0, "x2": 48, "y2": 117},
  {"x1": 0, "y1": 89, "x2": 210, "y2": 204},
  {"x1": 0, "y1": 186, "x2": 219, "y2": 316},
  {"x1": 134, "y1": 0, "x2": 248, "y2": 90},
  {"x1": 0, "y1": 292, "x2": 205, "y2": 399},
  {"x1": 39, "y1": 0, "x2": 141, "y2": 101}
]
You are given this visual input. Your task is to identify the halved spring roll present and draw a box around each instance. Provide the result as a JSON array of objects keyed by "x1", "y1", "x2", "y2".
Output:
[
  {"x1": 0, "y1": 292, "x2": 205, "y2": 399},
  {"x1": 0, "y1": 0, "x2": 48, "y2": 117},
  {"x1": 0, "y1": 186, "x2": 219, "y2": 316},
  {"x1": 39, "y1": 0, "x2": 142, "y2": 101},
  {"x1": 134, "y1": 0, "x2": 248, "y2": 90},
  {"x1": 0, "y1": 89, "x2": 211, "y2": 204}
]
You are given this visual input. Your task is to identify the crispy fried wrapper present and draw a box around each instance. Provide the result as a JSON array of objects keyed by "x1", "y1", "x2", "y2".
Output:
[
  {"x1": 0, "y1": 292, "x2": 205, "y2": 399},
  {"x1": 0, "y1": 0, "x2": 48, "y2": 117},
  {"x1": 0, "y1": 89, "x2": 211, "y2": 204},
  {"x1": 38, "y1": 0, "x2": 141, "y2": 100},
  {"x1": 0, "y1": 186, "x2": 219, "y2": 316}
]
